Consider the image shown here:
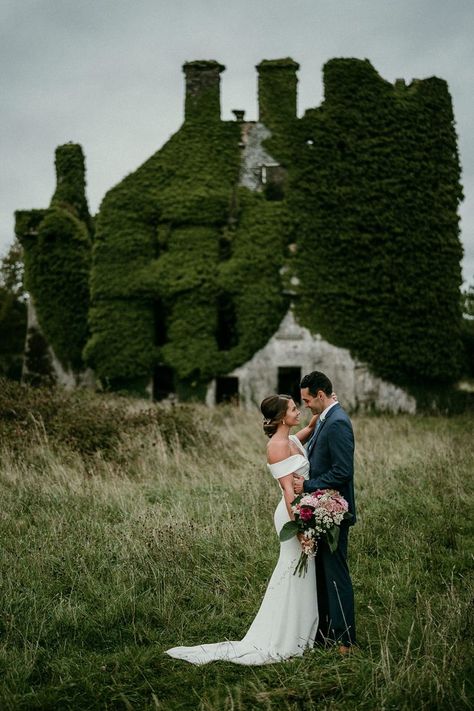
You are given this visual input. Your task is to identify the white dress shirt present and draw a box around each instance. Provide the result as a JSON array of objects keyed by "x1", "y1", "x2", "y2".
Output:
[{"x1": 319, "y1": 400, "x2": 338, "y2": 422}]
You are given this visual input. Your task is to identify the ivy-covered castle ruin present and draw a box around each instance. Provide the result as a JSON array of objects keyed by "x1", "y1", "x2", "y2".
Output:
[{"x1": 15, "y1": 58, "x2": 464, "y2": 409}]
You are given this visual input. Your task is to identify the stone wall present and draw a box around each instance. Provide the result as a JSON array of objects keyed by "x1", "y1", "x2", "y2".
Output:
[
  {"x1": 206, "y1": 309, "x2": 416, "y2": 413},
  {"x1": 238, "y1": 122, "x2": 276, "y2": 191}
]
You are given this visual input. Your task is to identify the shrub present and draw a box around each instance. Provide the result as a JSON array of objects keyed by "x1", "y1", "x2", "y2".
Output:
[{"x1": 0, "y1": 379, "x2": 214, "y2": 457}]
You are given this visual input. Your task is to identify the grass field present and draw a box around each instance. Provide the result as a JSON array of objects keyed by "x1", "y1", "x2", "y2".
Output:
[{"x1": 0, "y1": 392, "x2": 473, "y2": 710}]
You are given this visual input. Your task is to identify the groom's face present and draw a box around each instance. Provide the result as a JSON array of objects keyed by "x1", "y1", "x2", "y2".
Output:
[{"x1": 300, "y1": 387, "x2": 324, "y2": 415}]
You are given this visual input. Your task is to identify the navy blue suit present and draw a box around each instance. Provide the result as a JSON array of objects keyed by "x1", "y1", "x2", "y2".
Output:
[{"x1": 304, "y1": 403, "x2": 356, "y2": 646}]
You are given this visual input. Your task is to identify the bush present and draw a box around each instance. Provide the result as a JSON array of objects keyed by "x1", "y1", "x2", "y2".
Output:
[
  {"x1": 409, "y1": 382, "x2": 474, "y2": 415},
  {"x1": 461, "y1": 319, "x2": 474, "y2": 378},
  {"x1": 0, "y1": 379, "x2": 214, "y2": 457}
]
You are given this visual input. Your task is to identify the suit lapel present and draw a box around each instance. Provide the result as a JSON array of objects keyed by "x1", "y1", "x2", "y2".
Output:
[
  {"x1": 307, "y1": 403, "x2": 341, "y2": 456},
  {"x1": 307, "y1": 419, "x2": 324, "y2": 456}
]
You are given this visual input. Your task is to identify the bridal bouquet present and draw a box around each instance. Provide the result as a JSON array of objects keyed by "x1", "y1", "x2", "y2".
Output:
[{"x1": 279, "y1": 489, "x2": 352, "y2": 577}]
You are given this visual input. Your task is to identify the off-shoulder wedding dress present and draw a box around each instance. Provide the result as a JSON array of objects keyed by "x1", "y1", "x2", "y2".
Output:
[{"x1": 165, "y1": 435, "x2": 318, "y2": 665}]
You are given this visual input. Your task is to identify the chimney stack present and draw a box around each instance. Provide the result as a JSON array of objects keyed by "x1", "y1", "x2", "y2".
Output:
[
  {"x1": 256, "y1": 58, "x2": 299, "y2": 128},
  {"x1": 183, "y1": 60, "x2": 225, "y2": 123},
  {"x1": 51, "y1": 143, "x2": 91, "y2": 227}
]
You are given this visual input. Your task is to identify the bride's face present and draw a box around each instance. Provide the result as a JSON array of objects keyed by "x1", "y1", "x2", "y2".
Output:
[{"x1": 284, "y1": 399, "x2": 301, "y2": 427}]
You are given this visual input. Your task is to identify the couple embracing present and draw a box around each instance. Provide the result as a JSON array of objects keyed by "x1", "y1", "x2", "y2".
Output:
[{"x1": 166, "y1": 371, "x2": 356, "y2": 665}]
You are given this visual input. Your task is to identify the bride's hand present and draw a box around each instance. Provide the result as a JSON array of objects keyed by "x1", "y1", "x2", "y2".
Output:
[
  {"x1": 293, "y1": 475, "x2": 304, "y2": 494},
  {"x1": 307, "y1": 414, "x2": 319, "y2": 431},
  {"x1": 332, "y1": 392, "x2": 338, "y2": 402}
]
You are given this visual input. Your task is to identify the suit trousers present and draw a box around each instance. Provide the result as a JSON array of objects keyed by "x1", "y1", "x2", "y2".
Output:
[{"x1": 315, "y1": 523, "x2": 356, "y2": 646}]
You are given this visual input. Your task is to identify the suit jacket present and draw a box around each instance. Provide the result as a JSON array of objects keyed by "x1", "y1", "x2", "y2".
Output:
[{"x1": 304, "y1": 403, "x2": 356, "y2": 525}]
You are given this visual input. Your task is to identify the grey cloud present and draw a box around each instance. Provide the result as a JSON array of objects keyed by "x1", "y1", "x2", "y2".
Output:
[{"x1": 1, "y1": 0, "x2": 473, "y2": 284}]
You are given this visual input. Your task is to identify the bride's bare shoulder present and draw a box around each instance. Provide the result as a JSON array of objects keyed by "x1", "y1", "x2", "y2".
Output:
[{"x1": 267, "y1": 437, "x2": 292, "y2": 464}]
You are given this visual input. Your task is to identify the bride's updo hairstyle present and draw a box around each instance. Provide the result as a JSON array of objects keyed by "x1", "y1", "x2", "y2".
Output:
[{"x1": 260, "y1": 394, "x2": 292, "y2": 438}]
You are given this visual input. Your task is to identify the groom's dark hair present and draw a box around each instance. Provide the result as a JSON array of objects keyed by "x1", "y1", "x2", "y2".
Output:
[{"x1": 300, "y1": 371, "x2": 333, "y2": 397}]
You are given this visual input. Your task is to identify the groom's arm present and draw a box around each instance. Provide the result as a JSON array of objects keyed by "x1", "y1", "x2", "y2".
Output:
[{"x1": 303, "y1": 420, "x2": 354, "y2": 493}]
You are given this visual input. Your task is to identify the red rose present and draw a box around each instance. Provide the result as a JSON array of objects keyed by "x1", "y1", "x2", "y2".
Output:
[{"x1": 299, "y1": 507, "x2": 313, "y2": 522}]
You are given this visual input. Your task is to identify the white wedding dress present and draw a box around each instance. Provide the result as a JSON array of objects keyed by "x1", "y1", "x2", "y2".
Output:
[{"x1": 165, "y1": 435, "x2": 319, "y2": 665}]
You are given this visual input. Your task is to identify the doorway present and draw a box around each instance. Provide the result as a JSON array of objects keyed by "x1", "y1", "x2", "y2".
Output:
[
  {"x1": 153, "y1": 365, "x2": 174, "y2": 401},
  {"x1": 215, "y1": 376, "x2": 239, "y2": 404},
  {"x1": 277, "y1": 367, "x2": 301, "y2": 403}
]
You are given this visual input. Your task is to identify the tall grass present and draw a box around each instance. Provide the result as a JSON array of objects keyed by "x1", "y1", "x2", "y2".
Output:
[{"x1": 0, "y1": 392, "x2": 472, "y2": 710}]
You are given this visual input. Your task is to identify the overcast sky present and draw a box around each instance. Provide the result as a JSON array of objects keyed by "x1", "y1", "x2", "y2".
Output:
[{"x1": 1, "y1": 0, "x2": 473, "y2": 285}]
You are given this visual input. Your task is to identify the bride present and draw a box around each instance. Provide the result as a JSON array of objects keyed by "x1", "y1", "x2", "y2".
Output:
[{"x1": 165, "y1": 394, "x2": 320, "y2": 665}]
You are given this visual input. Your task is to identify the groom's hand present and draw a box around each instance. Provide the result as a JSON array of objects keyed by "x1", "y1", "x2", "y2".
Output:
[{"x1": 293, "y1": 475, "x2": 304, "y2": 494}]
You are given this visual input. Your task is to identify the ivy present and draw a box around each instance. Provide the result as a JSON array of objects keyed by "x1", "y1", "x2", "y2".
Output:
[
  {"x1": 51, "y1": 142, "x2": 93, "y2": 231},
  {"x1": 16, "y1": 145, "x2": 92, "y2": 372},
  {"x1": 217, "y1": 191, "x2": 290, "y2": 372},
  {"x1": 183, "y1": 60, "x2": 225, "y2": 124},
  {"x1": 86, "y1": 63, "x2": 290, "y2": 396},
  {"x1": 17, "y1": 59, "x2": 465, "y2": 398},
  {"x1": 288, "y1": 59, "x2": 464, "y2": 386},
  {"x1": 257, "y1": 58, "x2": 299, "y2": 165}
]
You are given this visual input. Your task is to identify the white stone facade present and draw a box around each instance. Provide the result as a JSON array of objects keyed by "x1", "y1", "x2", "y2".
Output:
[
  {"x1": 238, "y1": 122, "x2": 277, "y2": 191},
  {"x1": 206, "y1": 309, "x2": 416, "y2": 413}
]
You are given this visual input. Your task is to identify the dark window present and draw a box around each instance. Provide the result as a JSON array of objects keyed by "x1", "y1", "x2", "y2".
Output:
[
  {"x1": 337, "y1": 140, "x2": 347, "y2": 157},
  {"x1": 217, "y1": 293, "x2": 238, "y2": 351},
  {"x1": 264, "y1": 181, "x2": 285, "y2": 201},
  {"x1": 216, "y1": 376, "x2": 239, "y2": 405},
  {"x1": 153, "y1": 365, "x2": 174, "y2": 401},
  {"x1": 261, "y1": 164, "x2": 286, "y2": 201},
  {"x1": 264, "y1": 164, "x2": 285, "y2": 184},
  {"x1": 219, "y1": 234, "x2": 232, "y2": 261},
  {"x1": 154, "y1": 299, "x2": 167, "y2": 347},
  {"x1": 277, "y1": 366, "x2": 301, "y2": 404}
]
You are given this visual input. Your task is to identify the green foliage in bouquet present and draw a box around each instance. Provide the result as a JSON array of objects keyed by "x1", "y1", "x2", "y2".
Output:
[
  {"x1": 279, "y1": 519, "x2": 300, "y2": 542},
  {"x1": 279, "y1": 492, "x2": 353, "y2": 555},
  {"x1": 288, "y1": 59, "x2": 464, "y2": 387}
]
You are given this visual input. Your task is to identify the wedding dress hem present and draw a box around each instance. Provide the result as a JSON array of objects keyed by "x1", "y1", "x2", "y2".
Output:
[{"x1": 164, "y1": 435, "x2": 318, "y2": 666}]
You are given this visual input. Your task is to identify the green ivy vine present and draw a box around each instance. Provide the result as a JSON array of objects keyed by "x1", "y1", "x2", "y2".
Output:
[{"x1": 16, "y1": 144, "x2": 92, "y2": 372}]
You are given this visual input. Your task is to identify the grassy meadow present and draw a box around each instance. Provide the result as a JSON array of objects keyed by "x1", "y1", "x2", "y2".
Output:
[{"x1": 0, "y1": 383, "x2": 473, "y2": 710}]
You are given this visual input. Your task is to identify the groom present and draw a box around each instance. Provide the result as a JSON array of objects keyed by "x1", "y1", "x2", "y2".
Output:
[{"x1": 293, "y1": 370, "x2": 356, "y2": 652}]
